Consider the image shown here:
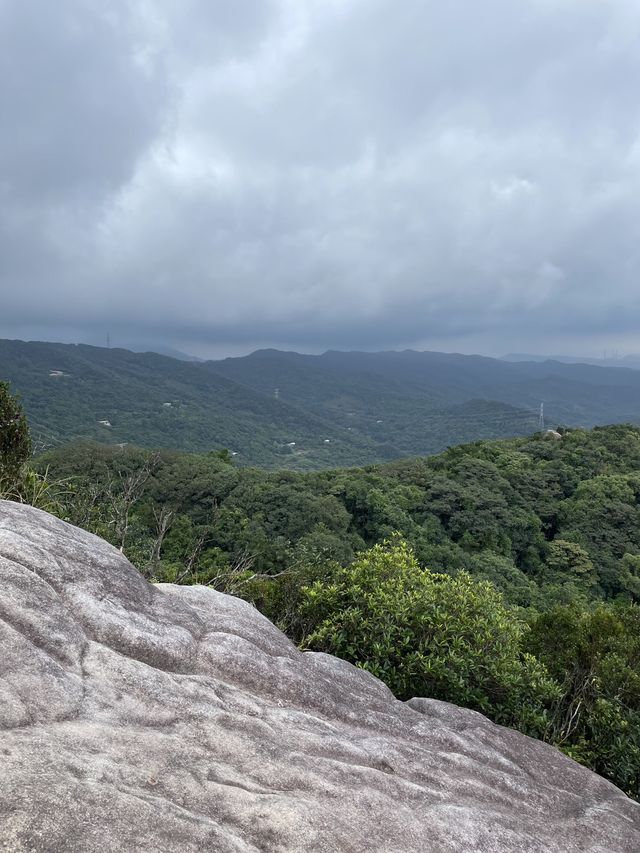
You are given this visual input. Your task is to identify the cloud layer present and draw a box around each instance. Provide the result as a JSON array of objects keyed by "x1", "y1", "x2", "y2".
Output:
[{"x1": 2, "y1": 0, "x2": 640, "y2": 355}]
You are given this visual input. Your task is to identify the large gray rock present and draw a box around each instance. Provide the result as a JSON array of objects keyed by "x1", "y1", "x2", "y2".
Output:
[{"x1": 0, "y1": 500, "x2": 638, "y2": 852}]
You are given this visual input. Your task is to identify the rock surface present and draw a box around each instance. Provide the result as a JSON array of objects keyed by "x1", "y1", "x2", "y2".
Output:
[{"x1": 0, "y1": 500, "x2": 639, "y2": 852}]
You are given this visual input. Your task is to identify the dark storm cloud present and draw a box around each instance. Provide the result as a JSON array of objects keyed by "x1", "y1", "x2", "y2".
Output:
[{"x1": 2, "y1": 0, "x2": 640, "y2": 355}]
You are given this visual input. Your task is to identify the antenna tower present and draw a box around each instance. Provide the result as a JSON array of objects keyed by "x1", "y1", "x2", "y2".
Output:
[{"x1": 539, "y1": 402, "x2": 545, "y2": 431}]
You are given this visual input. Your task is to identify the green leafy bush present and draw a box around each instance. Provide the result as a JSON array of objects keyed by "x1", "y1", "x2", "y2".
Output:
[
  {"x1": 528, "y1": 602, "x2": 640, "y2": 798},
  {"x1": 299, "y1": 538, "x2": 558, "y2": 735},
  {"x1": 0, "y1": 381, "x2": 31, "y2": 492}
]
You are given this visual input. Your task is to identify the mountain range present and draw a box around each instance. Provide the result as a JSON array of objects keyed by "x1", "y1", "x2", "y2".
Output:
[
  {"x1": 504, "y1": 353, "x2": 640, "y2": 370},
  {"x1": 4, "y1": 338, "x2": 640, "y2": 468}
]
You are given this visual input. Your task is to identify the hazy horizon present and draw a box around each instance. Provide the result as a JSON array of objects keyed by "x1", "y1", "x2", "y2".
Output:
[{"x1": 2, "y1": 331, "x2": 639, "y2": 366}]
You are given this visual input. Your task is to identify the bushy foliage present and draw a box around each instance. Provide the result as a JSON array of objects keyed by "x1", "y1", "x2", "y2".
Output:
[
  {"x1": 0, "y1": 381, "x2": 31, "y2": 491},
  {"x1": 298, "y1": 539, "x2": 558, "y2": 735},
  {"x1": 528, "y1": 602, "x2": 640, "y2": 799},
  {"x1": 0, "y1": 384, "x2": 71, "y2": 514}
]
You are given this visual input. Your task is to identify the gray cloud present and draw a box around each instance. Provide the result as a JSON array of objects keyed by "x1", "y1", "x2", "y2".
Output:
[{"x1": 2, "y1": 0, "x2": 640, "y2": 357}]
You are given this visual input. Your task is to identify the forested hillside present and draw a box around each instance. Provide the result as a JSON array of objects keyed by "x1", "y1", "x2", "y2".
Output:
[
  {"x1": 38, "y1": 424, "x2": 640, "y2": 607},
  {"x1": 0, "y1": 339, "x2": 391, "y2": 468},
  {"x1": 206, "y1": 348, "x2": 640, "y2": 442},
  {"x1": 11, "y1": 420, "x2": 640, "y2": 798},
  {"x1": 8, "y1": 339, "x2": 640, "y2": 469}
]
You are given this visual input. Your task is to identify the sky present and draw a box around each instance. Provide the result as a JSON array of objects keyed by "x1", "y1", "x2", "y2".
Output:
[{"x1": 1, "y1": 0, "x2": 640, "y2": 360}]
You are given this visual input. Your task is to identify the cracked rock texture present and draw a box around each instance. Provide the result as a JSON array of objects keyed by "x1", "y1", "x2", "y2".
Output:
[{"x1": 1, "y1": 500, "x2": 639, "y2": 852}]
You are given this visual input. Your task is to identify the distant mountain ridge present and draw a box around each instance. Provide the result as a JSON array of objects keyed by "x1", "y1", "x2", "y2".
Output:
[
  {"x1": 3, "y1": 338, "x2": 640, "y2": 468},
  {"x1": 205, "y1": 347, "x2": 640, "y2": 431},
  {"x1": 128, "y1": 344, "x2": 204, "y2": 362},
  {"x1": 504, "y1": 352, "x2": 640, "y2": 370}
]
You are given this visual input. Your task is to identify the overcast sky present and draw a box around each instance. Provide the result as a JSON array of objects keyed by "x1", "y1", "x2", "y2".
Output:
[{"x1": 1, "y1": 0, "x2": 640, "y2": 359}]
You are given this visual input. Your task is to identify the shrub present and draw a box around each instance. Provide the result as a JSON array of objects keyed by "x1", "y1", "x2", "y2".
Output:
[
  {"x1": 0, "y1": 381, "x2": 31, "y2": 493},
  {"x1": 299, "y1": 538, "x2": 558, "y2": 735}
]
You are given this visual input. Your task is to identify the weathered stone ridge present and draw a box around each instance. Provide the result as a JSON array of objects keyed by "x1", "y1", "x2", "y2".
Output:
[{"x1": 0, "y1": 499, "x2": 638, "y2": 852}]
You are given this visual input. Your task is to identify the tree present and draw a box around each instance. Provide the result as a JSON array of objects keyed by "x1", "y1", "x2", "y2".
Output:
[
  {"x1": 105, "y1": 452, "x2": 159, "y2": 552},
  {"x1": 556, "y1": 475, "x2": 640, "y2": 594},
  {"x1": 299, "y1": 538, "x2": 558, "y2": 734},
  {"x1": 527, "y1": 602, "x2": 640, "y2": 798},
  {"x1": 619, "y1": 553, "x2": 640, "y2": 599},
  {"x1": 543, "y1": 539, "x2": 596, "y2": 590},
  {"x1": 0, "y1": 381, "x2": 31, "y2": 491}
]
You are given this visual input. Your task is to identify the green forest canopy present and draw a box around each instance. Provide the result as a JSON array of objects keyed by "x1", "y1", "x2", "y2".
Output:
[{"x1": 38, "y1": 423, "x2": 640, "y2": 608}]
